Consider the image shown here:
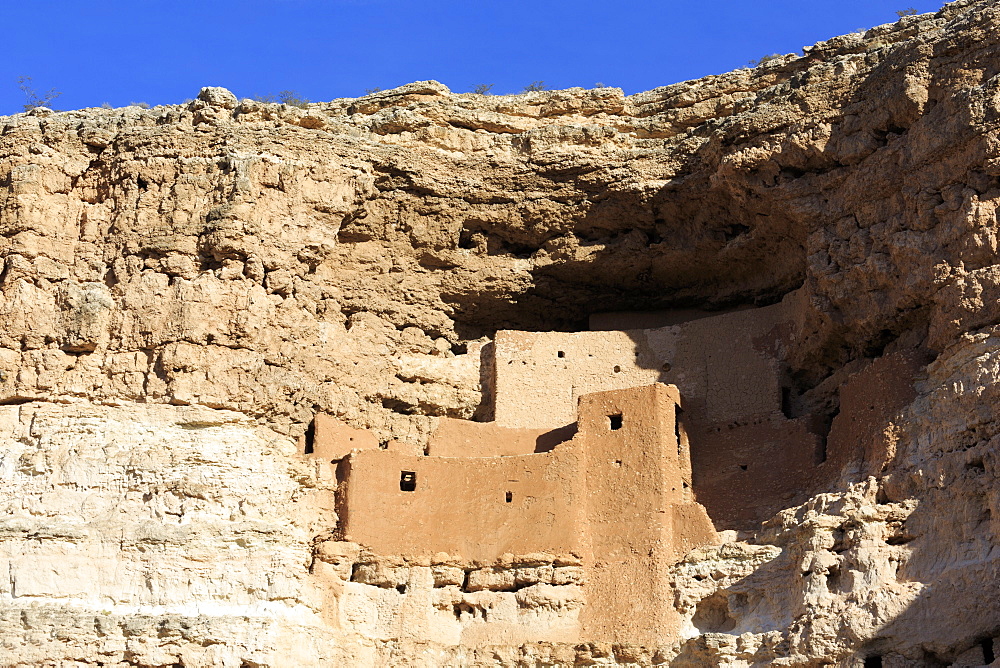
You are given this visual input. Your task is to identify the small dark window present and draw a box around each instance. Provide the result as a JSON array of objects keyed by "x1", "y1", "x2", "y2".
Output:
[
  {"x1": 505, "y1": 491, "x2": 512, "y2": 503},
  {"x1": 303, "y1": 418, "x2": 316, "y2": 455},
  {"x1": 982, "y1": 639, "x2": 995, "y2": 664},
  {"x1": 739, "y1": 464, "x2": 748, "y2": 471},
  {"x1": 557, "y1": 350, "x2": 565, "y2": 358},
  {"x1": 863, "y1": 656, "x2": 882, "y2": 668},
  {"x1": 400, "y1": 471, "x2": 416, "y2": 492},
  {"x1": 396, "y1": 584, "x2": 407, "y2": 594},
  {"x1": 609, "y1": 414, "x2": 623, "y2": 430},
  {"x1": 674, "y1": 404, "x2": 684, "y2": 455},
  {"x1": 781, "y1": 386, "x2": 794, "y2": 419}
]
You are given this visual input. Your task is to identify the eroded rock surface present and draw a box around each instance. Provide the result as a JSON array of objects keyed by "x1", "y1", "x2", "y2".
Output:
[{"x1": 3, "y1": 0, "x2": 1000, "y2": 664}]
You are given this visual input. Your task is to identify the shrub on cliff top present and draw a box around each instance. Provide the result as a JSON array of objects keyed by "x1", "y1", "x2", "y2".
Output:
[
  {"x1": 17, "y1": 76, "x2": 61, "y2": 111},
  {"x1": 522, "y1": 81, "x2": 549, "y2": 92},
  {"x1": 252, "y1": 90, "x2": 310, "y2": 107},
  {"x1": 749, "y1": 54, "x2": 782, "y2": 67}
]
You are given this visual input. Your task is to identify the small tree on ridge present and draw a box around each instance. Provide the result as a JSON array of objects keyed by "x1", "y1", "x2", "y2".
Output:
[{"x1": 17, "y1": 76, "x2": 61, "y2": 111}]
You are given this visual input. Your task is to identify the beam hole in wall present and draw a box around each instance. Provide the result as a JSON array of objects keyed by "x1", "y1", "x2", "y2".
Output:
[
  {"x1": 609, "y1": 414, "x2": 623, "y2": 430},
  {"x1": 613, "y1": 459, "x2": 622, "y2": 467},
  {"x1": 396, "y1": 584, "x2": 407, "y2": 594},
  {"x1": 505, "y1": 491, "x2": 512, "y2": 503},
  {"x1": 863, "y1": 656, "x2": 882, "y2": 668},
  {"x1": 557, "y1": 350, "x2": 565, "y2": 358},
  {"x1": 739, "y1": 464, "x2": 748, "y2": 471},
  {"x1": 613, "y1": 365, "x2": 622, "y2": 373},
  {"x1": 662, "y1": 362, "x2": 671, "y2": 372},
  {"x1": 400, "y1": 471, "x2": 416, "y2": 492}
]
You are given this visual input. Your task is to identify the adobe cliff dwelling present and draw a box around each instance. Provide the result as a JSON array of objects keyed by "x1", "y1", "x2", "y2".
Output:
[
  {"x1": 302, "y1": 292, "x2": 925, "y2": 653},
  {"x1": 3, "y1": 0, "x2": 1000, "y2": 665}
]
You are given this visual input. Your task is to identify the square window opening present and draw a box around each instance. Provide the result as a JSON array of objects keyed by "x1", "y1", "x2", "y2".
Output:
[
  {"x1": 609, "y1": 414, "x2": 623, "y2": 431},
  {"x1": 400, "y1": 471, "x2": 417, "y2": 492}
]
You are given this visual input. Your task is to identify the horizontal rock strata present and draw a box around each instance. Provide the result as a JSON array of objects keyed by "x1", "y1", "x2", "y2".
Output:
[{"x1": 2, "y1": 0, "x2": 1000, "y2": 664}]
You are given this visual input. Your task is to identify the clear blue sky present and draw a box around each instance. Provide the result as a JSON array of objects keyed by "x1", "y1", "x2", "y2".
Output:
[{"x1": 3, "y1": 0, "x2": 945, "y2": 114}]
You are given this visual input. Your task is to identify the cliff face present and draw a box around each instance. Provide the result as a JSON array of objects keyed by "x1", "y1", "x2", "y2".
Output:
[{"x1": 3, "y1": 0, "x2": 1000, "y2": 664}]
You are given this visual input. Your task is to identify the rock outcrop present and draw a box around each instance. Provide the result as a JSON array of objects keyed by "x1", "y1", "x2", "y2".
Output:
[{"x1": 3, "y1": 0, "x2": 1000, "y2": 664}]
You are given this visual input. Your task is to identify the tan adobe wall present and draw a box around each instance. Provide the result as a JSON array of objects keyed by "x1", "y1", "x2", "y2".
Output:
[
  {"x1": 826, "y1": 349, "x2": 925, "y2": 477},
  {"x1": 336, "y1": 448, "x2": 587, "y2": 563},
  {"x1": 427, "y1": 417, "x2": 575, "y2": 457},
  {"x1": 588, "y1": 305, "x2": 757, "y2": 331},
  {"x1": 668, "y1": 292, "x2": 804, "y2": 423},
  {"x1": 491, "y1": 329, "x2": 677, "y2": 429},
  {"x1": 691, "y1": 348, "x2": 924, "y2": 530},
  {"x1": 565, "y1": 291, "x2": 819, "y2": 531},
  {"x1": 669, "y1": 502, "x2": 718, "y2": 562},
  {"x1": 688, "y1": 416, "x2": 821, "y2": 529},
  {"x1": 669, "y1": 293, "x2": 820, "y2": 529},
  {"x1": 305, "y1": 413, "x2": 379, "y2": 460},
  {"x1": 492, "y1": 292, "x2": 805, "y2": 431},
  {"x1": 575, "y1": 384, "x2": 715, "y2": 644},
  {"x1": 491, "y1": 291, "x2": 819, "y2": 530},
  {"x1": 334, "y1": 383, "x2": 719, "y2": 645}
]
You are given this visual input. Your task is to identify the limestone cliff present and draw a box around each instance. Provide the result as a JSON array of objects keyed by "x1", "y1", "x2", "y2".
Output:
[{"x1": 3, "y1": 0, "x2": 1000, "y2": 664}]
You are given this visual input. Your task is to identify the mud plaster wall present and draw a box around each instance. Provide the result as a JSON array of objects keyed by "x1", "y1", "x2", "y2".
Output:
[
  {"x1": 578, "y1": 384, "x2": 715, "y2": 644},
  {"x1": 491, "y1": 329, "x2": 676, "y2": 429},
  {"x1": 588, "y1": 305, "x2": 759, "y2": 332},
  {"x1": 492, "y1": 294, "x2": 807, "y2": 431},
  {"x1": 426, "y1": 418, "x2": 575, "y2": 457},
  {"x1": 825, "y1": 350, "x2": 926, "y2": 478},
  {"x1": 306, "y1": 413, "x2": 379, "y2": 460},
  {"x1": 337, "y1": 448, "x2": 586, "y2": 563},
  {"x1": 493, "y1": 293, "x2": 820, "y2": 530},
  {"x1": 680, "y1": 309, "x2": 925, "y2": 530},
  {"x1": 689, "y1": 417, "x2": 822, "y2": 530},
  {"x1": 672, "y1": 293, "x2": 828, "y2": 529},
  {"x1": 336, "y1": 383, "x2": 717, "y2": 644}
]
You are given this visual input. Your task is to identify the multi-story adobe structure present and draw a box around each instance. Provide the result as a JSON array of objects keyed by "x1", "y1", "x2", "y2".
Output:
[{"x1": 307, "y1": 290, "x2": 924, "y2": 645}]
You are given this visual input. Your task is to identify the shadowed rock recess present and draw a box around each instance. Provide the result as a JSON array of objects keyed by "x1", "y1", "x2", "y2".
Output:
[{"x1": 3, "y1": 1, "x2": 1000, "y2": 665}]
